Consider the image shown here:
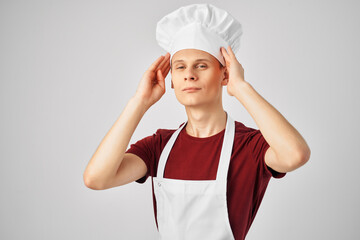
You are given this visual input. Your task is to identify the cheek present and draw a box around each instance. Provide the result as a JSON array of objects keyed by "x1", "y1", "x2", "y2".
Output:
[{"x1": 205, "y1": 73, "x2": 223, "y2": 88}]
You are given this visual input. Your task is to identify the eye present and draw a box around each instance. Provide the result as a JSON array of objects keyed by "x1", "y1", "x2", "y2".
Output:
[{"x1": 176, "y1": 64, "x2": 207, "y2": 69}]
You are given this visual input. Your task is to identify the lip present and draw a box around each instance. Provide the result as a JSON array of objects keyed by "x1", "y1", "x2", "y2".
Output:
[{"x1": 183, "y1": 87, "x2": 201, "y2": 92}]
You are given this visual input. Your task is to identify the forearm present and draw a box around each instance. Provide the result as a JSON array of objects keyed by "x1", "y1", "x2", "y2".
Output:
[
  {"x1": 83, "y1": 95, "x2": 149, "y2": 188},
  {"x1": 234, "y1": 81, "x2": 310, "y2": 162}
]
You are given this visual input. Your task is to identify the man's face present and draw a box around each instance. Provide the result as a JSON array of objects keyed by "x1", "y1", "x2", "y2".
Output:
[{"x1": 170, "y1": 49, "x2": 228, "y2": 108}]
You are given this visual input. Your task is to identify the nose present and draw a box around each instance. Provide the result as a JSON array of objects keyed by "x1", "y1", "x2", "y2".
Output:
[{"x1": 184, "y1": 68, "x2": 197, "y2": 81}]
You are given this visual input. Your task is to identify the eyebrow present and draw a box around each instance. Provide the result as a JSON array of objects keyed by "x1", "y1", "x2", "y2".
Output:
[{"x1": 172, "y1": 59, "x2": 212, "y2": 64}]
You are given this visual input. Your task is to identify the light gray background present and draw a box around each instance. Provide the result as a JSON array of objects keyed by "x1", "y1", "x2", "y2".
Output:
[{"x1": 1, "y1": 0, "x2": 359, "y2": 239}]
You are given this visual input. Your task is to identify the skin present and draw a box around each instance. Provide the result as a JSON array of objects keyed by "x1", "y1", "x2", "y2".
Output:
[
  {"x1": 135, "y1": 48, "x2": 231, "y2": 138},
  {"x1": 169, "y1": 48, "x2": 230, "y2": 137},
  {"x1": 136, "y1": 46, "x2": 310, "y2": 173},
  {"x1": 84, "y1": 46, "x2": 310, "y2": 190}
]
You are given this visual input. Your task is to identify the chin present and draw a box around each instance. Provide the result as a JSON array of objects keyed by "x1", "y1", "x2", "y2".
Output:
[
  {"x1": 178, "y1": 98, "x2": 207, "y2": 108},
  {"x1": 175, "y1": 92, "x2": 217, "y2": 108}
]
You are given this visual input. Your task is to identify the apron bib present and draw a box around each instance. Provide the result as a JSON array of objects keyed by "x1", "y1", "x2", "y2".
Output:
[{"x1": 153, "y1": 112, "x2": 236, "y2": 240}]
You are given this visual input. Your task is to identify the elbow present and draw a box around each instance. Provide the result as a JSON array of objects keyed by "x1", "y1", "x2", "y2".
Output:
[
  {"x1": 289, "y1": 147, "x2": 311, "y2": 171},
  {"x1": 299, "y1": 146, "x2": 311, "y2": 165},
  {"x1": 83, "y1": 173, "x2": 105, "y2": 190},
  {"x1": 273, "y1": 146, "x2": 311, "y2": 173}
]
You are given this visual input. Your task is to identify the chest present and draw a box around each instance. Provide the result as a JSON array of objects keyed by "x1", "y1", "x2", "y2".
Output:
[{"x1": 163, "y1": 137, "x2": 224, "y2": 180}]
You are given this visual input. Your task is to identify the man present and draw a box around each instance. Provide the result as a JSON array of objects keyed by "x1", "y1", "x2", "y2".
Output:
[{"x1": 83, "y1": 3, "x2": 311, "y2": 240}]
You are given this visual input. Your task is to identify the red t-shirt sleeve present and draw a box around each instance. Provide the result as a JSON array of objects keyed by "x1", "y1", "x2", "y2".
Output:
[
  {"x1": 248, "y1": 129, "x2": 286, "y2": 179},
  {"x1": 125, "y1": 131, "x2": 158, "y2": 184}
]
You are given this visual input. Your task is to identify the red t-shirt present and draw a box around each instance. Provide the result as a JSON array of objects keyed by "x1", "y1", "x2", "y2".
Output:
[{"x1": 125, "y1": 120, "x2": 286, "y2": 240}]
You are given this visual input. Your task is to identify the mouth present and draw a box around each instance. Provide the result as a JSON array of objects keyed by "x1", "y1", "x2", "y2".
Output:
[{"x1": 182, "y1": 87, "x2": 201, "y2": 92}]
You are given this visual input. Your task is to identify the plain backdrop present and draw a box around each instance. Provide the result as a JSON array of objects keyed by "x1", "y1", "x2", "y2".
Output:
[{"x1": 1, "y1": 0, "x2": 359, "y2": 239}]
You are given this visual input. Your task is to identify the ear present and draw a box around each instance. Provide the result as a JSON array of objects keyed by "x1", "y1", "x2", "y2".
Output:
[
  {"x1": 171, "y1": 79, "x2": 174, "y2": 88},
  {"x1": 221, "y1": 67, "x2": 229, "y2": 86}
]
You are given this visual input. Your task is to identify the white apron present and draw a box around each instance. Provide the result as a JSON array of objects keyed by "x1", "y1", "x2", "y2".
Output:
[{"x1": 153, "y1": 112, "x2": 236, "y2": 240}]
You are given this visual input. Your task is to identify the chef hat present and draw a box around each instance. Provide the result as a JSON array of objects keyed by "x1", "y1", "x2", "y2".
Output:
[{"x1": 156, "y1": 3, "x2": 243, "y2": 67}]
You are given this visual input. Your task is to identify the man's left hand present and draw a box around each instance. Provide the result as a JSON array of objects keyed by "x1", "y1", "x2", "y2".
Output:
[{"x1": 220, "y1": 46, "x2": 246, "y2": 96}]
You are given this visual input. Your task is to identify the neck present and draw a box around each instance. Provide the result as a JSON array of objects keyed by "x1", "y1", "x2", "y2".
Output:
[{"x1": 184, "y1": 104, "x2": 227, "y2": 138}]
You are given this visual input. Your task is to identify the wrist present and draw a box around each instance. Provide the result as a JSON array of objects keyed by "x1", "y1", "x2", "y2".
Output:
[
  {"x1": 233, "y1": 81, "x2": 252, "y2": 101},
  {"x1": 130, "y1": 95, "x2": 151, "y2": 113}
]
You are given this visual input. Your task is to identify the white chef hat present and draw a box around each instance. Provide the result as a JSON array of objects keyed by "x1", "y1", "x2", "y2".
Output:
[{"x1": 156, "y1": 3, "x2": 243, "y2": 67}]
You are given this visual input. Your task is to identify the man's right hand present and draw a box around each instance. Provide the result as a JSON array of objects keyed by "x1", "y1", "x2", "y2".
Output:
[{"x1": 134, "y1": 52, "x2": 171, "y2": 109}]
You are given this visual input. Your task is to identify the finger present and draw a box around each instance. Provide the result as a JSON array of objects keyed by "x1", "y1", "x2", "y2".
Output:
[
  {"x1": 163, "y1": 62, "x2": 171, "y2": 78},
  {"x1": 157, "y1": 69, "x2": 165, "y2": 90},
  {"x1": 221, "y1": 47, "x2": 231, "y2": 66},
  {"x1": 157, "y1": 63, "x2": 170, "y2": 83},
  {"x1": 158, "y1": 53, "x2": 170, "y2": 73},
  {"x1": 163, "y1": 57, "x2": 171, "y2": 74},
  {"x1": 156, "y1": 52, "x2": 170, "y2": 72},
  {"x1": 221, "y1": 47, "x2": 229, "y2": 60},
  {"x1": 227, "y1": 46, "x2": 236, "y2": 58},
  {"x1": 149, "y1": 55, "x2": 165, "y2": 72}
]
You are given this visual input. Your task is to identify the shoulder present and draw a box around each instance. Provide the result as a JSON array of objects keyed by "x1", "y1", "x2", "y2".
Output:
[
  {"x1": 233, "y1": 120, "x2": 266, "y2": 150},
  {"x1": 234, "y1": 120, "x2": 259, "y2": 137},
  {"x1": 153, "y1": 122, "x2": 186, "y2": 144}
]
